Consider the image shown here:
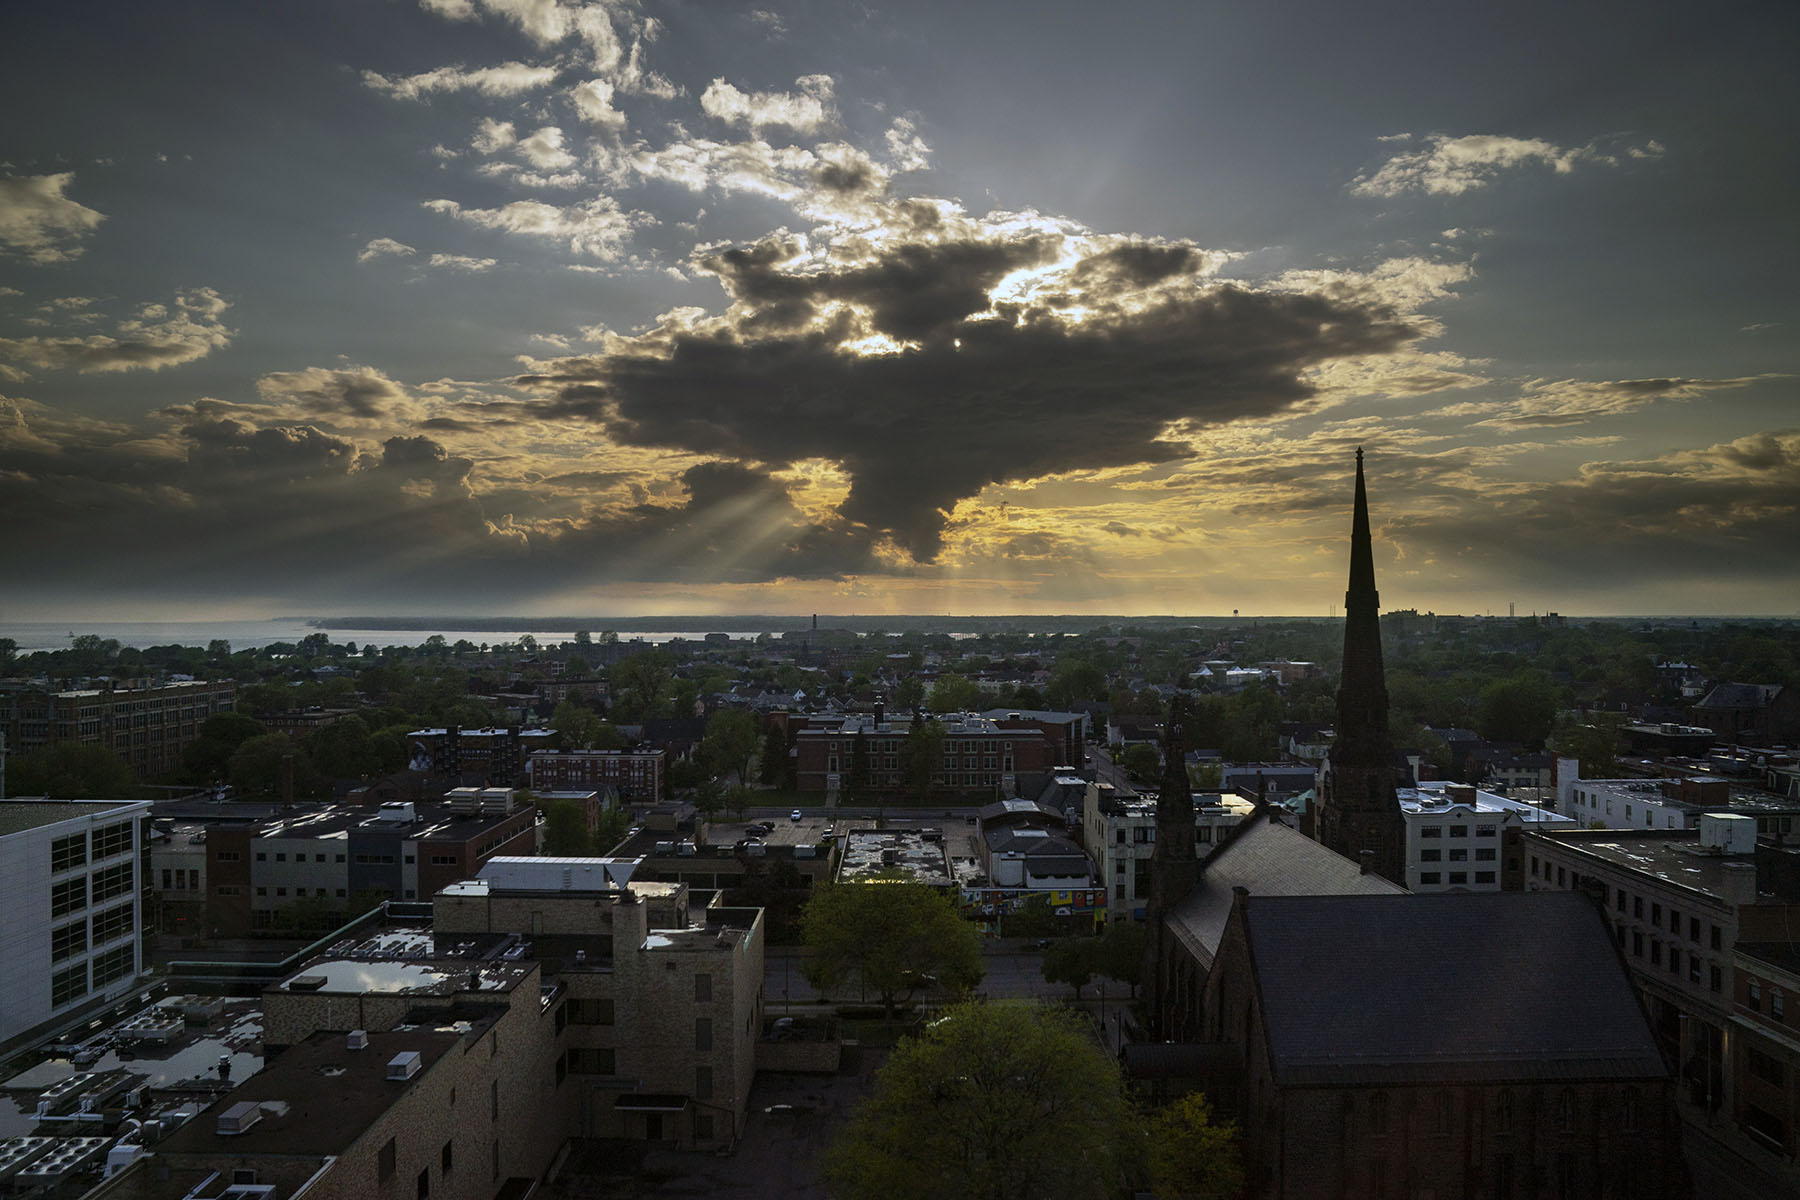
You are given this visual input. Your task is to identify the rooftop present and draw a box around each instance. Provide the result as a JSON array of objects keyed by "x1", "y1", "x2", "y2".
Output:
[
  {"x1": 1525, "y1": 829, "x2": 1775, "y2": 903},
  {"x1": 1243, "y1": 892, "x2": 1669, "y2": 1087},
  {"x1": 839, "y1": 829, "x2": 954, "y2": 887},
  {"x1": 155, "y1": 1029, "x2": 460, "y2": 1157},
  {"x1": 271, "y1": 928, "x2": 534, "y2": 997},
  {"x1": 0, "y1": 798, "x2": 148, "y2": 837},
  {"x1": 1397, "y1": 784, "x2": 1575, "y2": 825}
]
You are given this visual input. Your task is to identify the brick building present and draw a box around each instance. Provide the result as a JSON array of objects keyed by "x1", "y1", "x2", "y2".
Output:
[
  {"x1": 1733, "y1": 943, "x2": 1800, "y2": 1164},
  {"x1": 405, "y1": 726, "x2": 558, "y2": 786},
  {"x1": 793, "y1": 712, "x2": 1065, "y2": 797},
  {"x1": 528, "y1": 748, "x2": 665, "y2": 804},
  {"x1": 1201, "y1": 891, "x2": 1684, "y2": 1199},
  {"x1": 202, "y1": 798, "x2": 538, "y2": 937},
  {"x1": 0, "y1": 678, "x2": 236, "y2": 779}
]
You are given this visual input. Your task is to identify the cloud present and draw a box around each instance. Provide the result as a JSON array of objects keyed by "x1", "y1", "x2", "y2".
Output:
[
  {"x1": 884, "y1": 117, "x2": 931, "y2": 172},
  {"x1": 1351, "y1": 133, "x2": 1662, "y2": 197},
  {"x1": 363, "y1": 61, "x2": 559, "y2": 100},
  {"x1": 471, "y1": 118, "x2": 517, "y2": 154},
  {"x1": 1476, "y1": 375, "x2": 1779, "y2": 428},
  {"x1": 0, "y1": 288, "x2": 231, "y2": 375},
  {"x1": 424, "y1": 196, "x2": 644, "y2": 260},
  {"x1": 357, "y1": 237, "x2": 417, "y2": 263},
  {"x1": 572, "y1": 78, "x2": 628, "y2": 133},
  {"x1": 516, "y1": 126, "x2": 576, "y2": 170},
  {"x1": 0, "y1": 173, "x2": 106, "y2": 264},
  {"x1": 700, "y1": 74, "x2": 834, "y2": 134},
  {"x1": 248, "y1": 366, "x2": 424, "y2": 426},
  {"x1": 429, "y1": 253, "x2": 498, "y2": 271},
  {"x1": 513, "y1": 204, "x2": 1426, "y2": 561}
]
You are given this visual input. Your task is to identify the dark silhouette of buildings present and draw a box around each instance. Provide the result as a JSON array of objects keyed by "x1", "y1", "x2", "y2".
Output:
[
  {"x1": 1142, "y1": 696, "x2": 1200, "y2": 1038},
  {"x1": 1317, "y1": 449, "x2": 1407, "y2": 884}
]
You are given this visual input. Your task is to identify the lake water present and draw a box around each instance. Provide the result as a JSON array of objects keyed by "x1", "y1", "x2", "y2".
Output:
[{"x1": 0, "y1": 620, "x2": 776, "y2": 654}]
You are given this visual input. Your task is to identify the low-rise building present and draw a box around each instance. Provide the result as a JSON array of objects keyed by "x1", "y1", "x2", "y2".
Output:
[
  {"x1": 1082, "y1": 782, "x2": 1253, "y2": 923},
  {"x1": 0, "y1": 678, "x2": 236, "y2": 779},
  {"x1": 405, "y1": 725, "x2": 557, "y2": 785},
  {"x1": 1399, "y1": 781, "x2": 1574, "y2": 892},
  {"x1": 528, "y1": 747, "x2": 665, "y2": 804},
  {"x1": 793, "y1": 712, "x2": 1063, "y2": 797},
  {"x1": 1732, "y1": 943, "x2": 1800, "y2": 1164}
]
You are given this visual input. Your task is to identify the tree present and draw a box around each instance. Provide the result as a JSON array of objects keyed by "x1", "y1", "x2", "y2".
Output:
[
  {"x1": 228, "y1": 734, "x2": 322, "y2": 801},
  {"x1": 893, "y1": 675, "x2": 925, "y2": 710},
  {"x1": 181, "y1": 712, "x2": 267, "y2": 782},
  {"x1": 1147, "y1": 1092, "x2": 1245, "y2": 1200},
  {"x1": 1042, "y1": 938, "x2": 1097, "y2": 998},
  {"x1": 1045, "y1": 660, "x2": 1107, "y2": 709},
  {"x1": 303, "y1": 714, "x2": 379, "y2": 779},
  {"x1": 1549, "y1": 711, "x2": 1625, "y2": 777},
  {"x1": 611, "y1": 650, "x2": 674, "y2": 720},
  {"x1": 847, "y1": 728, "x2": 871, "y2": 802},
  {"x1": 9, "y1": 743, "x2": 135, "y2": 799},
  {"x1": 1476, "y1": 672, "x2": 1562, "y2": 749},
  {"x1": 902, "y1": 717, "x2": 946, "y2": 803},
  {"x1": 539, "y1": 793, "x2": 592, "y2": 855},
  {"x1": 800, "y1": 881, "x2": 983, "y2": 1019},
  {"x1": 550, "y1": 699, "x2": 606, "y2": 750},
  {"x1": 823, "y1": 1001, "x2": 1141, "y2": 1200},
  {"x1": 927, "y1": 673, "x2": 982, "y2": 713},
  {"x1": 758, "y1": 725, "x2": 789, "y2": 787},
  {"x1": 1096, "y1": 921, "x2": 1146, "y2": 997},
  {"x1": 700, "y1": 707, "x2": 761, "y2": 785},
  {"x1": 1119, "y1": 742, "x2": 1160, "y2": 783}
]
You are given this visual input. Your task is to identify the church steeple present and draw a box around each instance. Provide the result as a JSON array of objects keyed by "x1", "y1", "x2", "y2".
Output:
[
  {"x1": 1143, "y1": 695, "x2": 1199, "y2": 1039},
  {"x1": 1318, "y1": 449, "x2": 1406, "y2": 885}
]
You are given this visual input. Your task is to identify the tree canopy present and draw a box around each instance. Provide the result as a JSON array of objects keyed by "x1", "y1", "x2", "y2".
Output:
[
  {"x1": 902, "y1": 718, "x2": 946, "y2": 803},
  {"x1": 9, "y1": 743, "x2": 135, "y2": 799},
  {"x1": 700, "y1": 706, "x2": 761, "y2": 785},
  {"x1": 1147, "y1": 1092, "x2": 1245, "y2": 1200},
  {"x1": 823, "y1": 1001, "x2": 1141, "y2": 1200},
  {"x1": 800, "y1": 881, "x2": 982, "y2": 1018}
]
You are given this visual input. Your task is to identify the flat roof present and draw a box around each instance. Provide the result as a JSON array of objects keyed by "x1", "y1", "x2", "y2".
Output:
[
  {"x1": 155, "y1": 1030, "x2": 460, "y2": 1157},
  {"x1": 1398, "y1": 785, "x2": 1575, "y2": 824},
  {"x1": 839, "y1": 829, "x2": 954, "y2": 887},
  {"x1": 1526, "y1": 830, "x2": 1769, "y2": 902},
  {"x1": 0, "y1": 799, "x2": 147, "y2": 837}
]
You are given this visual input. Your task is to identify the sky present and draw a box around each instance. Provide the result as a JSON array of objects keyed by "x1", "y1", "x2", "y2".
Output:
[{"x1": 1, "y1": 0, "x2": 1795, "y2": 620}]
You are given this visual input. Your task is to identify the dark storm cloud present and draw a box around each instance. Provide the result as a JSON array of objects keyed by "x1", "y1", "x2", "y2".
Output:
[{"x1": 516, "y1": 226, "x2": 1420, "y2": 559}]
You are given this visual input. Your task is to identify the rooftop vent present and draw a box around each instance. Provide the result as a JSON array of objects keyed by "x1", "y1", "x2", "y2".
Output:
[
  {"x1": 345, "y1": 1030, "x2": 369, "y2": 1051},
  {"x1": 216, "y1": 1101, "x2": 263, "y2": 1136},
  {"x1": 386, "y1": 1052, "x2": 423, "y2": 1081}
]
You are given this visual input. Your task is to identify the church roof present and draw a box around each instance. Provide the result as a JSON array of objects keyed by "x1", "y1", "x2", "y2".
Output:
[
  {"x1": 1241, "y1": 891, "x2": 1670, "y2": 1087},
  {"x1": 1164, "y1": 813, "x2": 1402, "y2": 968}
]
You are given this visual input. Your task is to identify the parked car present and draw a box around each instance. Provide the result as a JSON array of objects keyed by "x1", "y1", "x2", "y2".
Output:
[{"x1": 790, "y1": 809, "x2": 803, "y2": 821}]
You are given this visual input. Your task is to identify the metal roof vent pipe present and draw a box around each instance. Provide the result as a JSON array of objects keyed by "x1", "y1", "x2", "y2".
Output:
[{"x1": 1359, "y1": 849, "x2": 1375, "y2": 876}]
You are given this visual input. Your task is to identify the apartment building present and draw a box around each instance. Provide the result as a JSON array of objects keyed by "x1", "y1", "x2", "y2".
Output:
[
  {"x1": 1081, "y1": 781, "x2": 1253, "y2": 922},
  {"x1": 0, "y1": 679, "x2": 236, "y2": 778},
  {"x1": 0, "y1": 798, "x2": 151, "y2": 1049},
  {"x1": 528, "y1": 748, "x2": 665, "y2": 804},
  {"x1": 1399, "y1": 781, "x2": 1574, "y2": 893},
  {"x1": 793, "y1": 712, "x2": 1063, "y2": 797},
  {"x1": 405, "y1": 726, "x2": 558, "y2": 785}
]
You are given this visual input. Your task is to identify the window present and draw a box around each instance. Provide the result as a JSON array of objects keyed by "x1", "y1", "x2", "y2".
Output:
[
  {"x1": 92, "y1": 904, "x2": 133, "y2": 944},
  {"x1": 378, "y1": 1137, "x2": 397, "y2": 1183},
  {"x1": 1476, "y1": 871, "x2": 1496, "y2": 884},
  {"x1": 1419, "y1": 872, "x2": 1441, "y2": 885},
  {"x1": 92, "y1": 822, "x2": 132, "y2": 860},
  {"x1": 1747, "y1": 1046, "x2": 1785, "y2": 1086},
  {"x1": 417, "y1": 1169, "x2": 430, "y2": 1200},
  {"x1": 1652, "y1": 903, "x2": 1662, "y2": 924},
  {"x1": 1433, "y1": 1091, "x2": 1453, "y2": 1135},
  {"x1": 1775, "y1": 989, "x2": 1786, "y2": 1021},
  {"x1": 1421, "y1": 826, "x2": 1442, "y2": 839},
  {"x1": 92, "y1": 944, "x2": 135, "y2": 987},
  {"x1": 696, "y1": 1065, "x2": 713, "y2": 1099},
  {"x1": 1449, "y1": 849, "x2": 1468, "y2": 862},
  {"x1": 51, "y1": 963, "x2": 88, "y2": 1006},
  {"x1": 51, "y1": 833, "x2": 87, "y2": 872},
  {"x1": 275, "y1": 853, "x2": 286, "y2": 863},
  {"x1": 567, "y1": 1047, "x2": 615, "y2": 1074},
  {"x1": 1712, "y1": 925, "x2": 1722, "y2": 951},
  {"x1": 695, "y1": 1113, "x2": 715, "y2": 1141},
  {"x1": 1668, "y1": 949, "x2": 1681, "y2": 974},
  {"x1": 695, "y1": 1017, "x2": 713, "y2": 1052},
  {"x1": 51, "y1": 877, "x2": 86, "y2": 917},
  {"x1": 1476, "y1": 824, "x2": 1497, "y2": 837},
  {"x1": 442, "y1": 1141, "x2": 453, "y2": 1174},
  {"x1": 51, "y1": 921, "x2": 88, "y2": 962},
  {"x1": 92, "y1": 863, "x2": 133, "y2": 902},
  {"x1": 1556, "y1": 866, "x2": 1566, "y2": 887},
  {"x1": 1632, "y1": 931, "x2": 1644, "y2": 957},
  {"x1": 1689, "y1": 916, "x2": 1701, "y2": 942},
  {"x1": 1420, "y1": 849, "x2": 1441, "y2": 862},
  {"x1": 1449, "y1": 872, "x2": 1468, "y2": 885},
  {"x1": 1559, "y1": 1088, "x2": 1576, "y2": 1134},
  {"x1": 1634, "y1": 897, "x2": 1644, "y2": 919},
  {"x1": 275, "y1": 888, "x2": 287, "y2": 898},
  {"x1": 216, "y1": 850, "x2": 240, "y2": 862},
  {"x1": 1669, "y1": 908, "x2": 1681, "y2": 933},
  {"x1": 1115, "y1": 829, "x2": 1125, "y2": 844},
  {"x1": 1449, "y1": 825, "x2": 1468, "y2": 838},
  {"x1": 1711, "y1": 965, "x2": 1722, "y2": 993},
  {"x1": 431, "y1": 855, "x2": 457, "y2": 866},
  {"x1": 1616, "y1": 889, "x2": 1627, "y2": 913},
  {"x1": 1651, "y1": 941, "x2": 1662, "y2": 966},
  {"x1": 256, "y1": 887, "x2": 268, "y2": 897},
  {"x1": 256, "y1": 852, "x2": 267, "y2": 862},
  {"x1": 1475, "y1": 848, "x2": 1496, "y2": 862},
  {"x1": 568, "y1": 998, "x2": 614, "y2": 1025},
  {"x1": 1689, "y1": 956, "x2": 1701, "y2": 984},
  {"x1": 315, "y1": 854, "x2": 326, "y2": 862},
  {"x1": 490, "y1": 1081, "x2": 499, "y2": 1121},
  {"x1": 1748, "y1": 980, "x2": 1762, "y2": 1012}
]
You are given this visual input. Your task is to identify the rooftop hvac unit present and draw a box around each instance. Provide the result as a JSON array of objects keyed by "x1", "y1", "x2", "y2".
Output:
[
  {"x1": 386, "y1": 1052, "x2": 423, "y2": 1081},
  {"x1": 216, "y1": 1102, "x2": 263, "y2": 1136},
  {"x1": 1699, "y1": 812, "x2": 1756, "y2": 855},
  {"x1": 218, "y1": 1185, "x2": 278, "y2": 1200},
  {"x1": 346, "y1": 1030, "x2": 369, "y2": 1051}
]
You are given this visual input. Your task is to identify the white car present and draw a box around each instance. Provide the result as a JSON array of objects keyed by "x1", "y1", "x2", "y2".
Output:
[{"x1": 790, "y1": 809, "x2": 803, "y2": 822}]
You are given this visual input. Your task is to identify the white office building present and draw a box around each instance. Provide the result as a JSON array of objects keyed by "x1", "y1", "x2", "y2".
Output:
[
  {"x1": 0, "y1": 798, "x2": 151, "y2": 1048},
  {"x1": 1399, "y1": 781, "x2": 1574, "y2": 892}
]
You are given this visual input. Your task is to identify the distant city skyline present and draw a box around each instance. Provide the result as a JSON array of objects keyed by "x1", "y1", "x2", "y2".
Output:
[{"x1": 1, "y1": 1, "x2": 1795, "y2": 619}]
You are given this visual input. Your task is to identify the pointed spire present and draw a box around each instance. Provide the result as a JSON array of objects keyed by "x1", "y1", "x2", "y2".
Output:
[
  {"x1": 1335, "y1": 448, "x2": 1393, "y2": 766},
  {"x1": 1346, "y1": 447, "x2": 1378, "y2": 612}
]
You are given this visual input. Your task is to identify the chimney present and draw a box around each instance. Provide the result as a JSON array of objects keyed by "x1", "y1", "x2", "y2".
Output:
[
  {"x1": 874, "y1": 703, "x2": 884, "y2": 726},
  {"x1": 1359, "y1": 849, "x2": 1375, "y2": 875}
]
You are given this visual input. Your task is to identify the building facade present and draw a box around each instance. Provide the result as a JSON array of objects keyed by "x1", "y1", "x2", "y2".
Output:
[
  {"x1": 1082, "y1": 781, "x2": 1253, "y2": 922},
  {"x1": 528, "y1": 748, "x2": 665, "y2": 803},
  {"x1": 1399, "y1": 781, "x2": 1574, "y2": 892},
  {"x1": 0, "y1": 798, "x2": 151, "y2": 1049},
  {"x1": 1, "y1": 679, "x2": 236, "y2": 779}
]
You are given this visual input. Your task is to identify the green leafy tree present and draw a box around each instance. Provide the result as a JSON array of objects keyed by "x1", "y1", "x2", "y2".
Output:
[
  {"x1": 847, "y1": 728, "x2": 871, "y2": 802},
  {"x1": 927, "y1": 673, "x2": 982, "y2": 713},
  {"x1": 539, "y1": 793, "x2": 593, "y2": 855},
  {"x1": 800, "y1": 881, "x2": 982, "y2": 1019},
  {"x1": 550, "y1": 699, "x2": 605, "y2": 750},
  {"x1": 1549, "y1": 711, "x2": 1625, "y2": 777},
  {"x1": 592, "y1": 806, "x2": 631, "y2": 854},
  {"x1": 1147, "y1": 1092, "x2": 1245, "y2": 1200},
  {"x1": 700, "y1": 707, "x2": 761, "y2": 785},
  {"x1": 1476, "y1": 672, "x2": 1562, "y2": 749},
  {"x1": 228, "y1": 734, "x2": 323, "y2": 801},
  {"x1": 10, "y1": 743, "x2": 135, "y2": 799},
  {"x1": 1045, "y1": 660, "x2": 1107, "y2": 709},
  {"x1": 1096, "y1": 921, "x2": 1146, "y2": 997},
  {"x1": 893, "y1": 675, "x2": 925, "y2": 710},
  {"x1": 758, "y1": 725, "x2": 789, "y2": 787},
  {"x1": 610, "y1": 650, "x2": 675, "y2": 720},
  {"x1": 181, "y1": 712, "x2": 268, "y2": 782},
  {"x1": 823, "y1": 1002, "x2": 1141, "y2": 1200},
  {"x1": 303, "y1": 714, "x2": 379, "y2": 779},
  {"x1": 1119, "y1": 742, "x2": 1160, "y2": 783},
  {"x1": 902, "y1": 717, "x2": 946, "y2": 803},
  {"x1": 1041, "y1": 938, "x2": 1097, "y2": 998}
]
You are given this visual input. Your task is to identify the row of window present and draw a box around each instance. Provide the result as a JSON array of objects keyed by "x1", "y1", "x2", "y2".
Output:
[
  {"x1": 1420, "y1": 848, "x2": 1497, "y2": 862},
  {"x1": 1417, "y1": 824, "x2": 1498, "y2": 839},
  {"x1": 53, "y1": 905, "x2": 136, "y2": 955},
  {"x1": 1745, "y1": 979, "x2": 1788, "y2": 1023},
  {"x1": 1418, "y1": 871, "x2": 1497, "y2": 886},
  {"x1": 49, "y1": 823, "x2": 135, "y2": 873}
]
